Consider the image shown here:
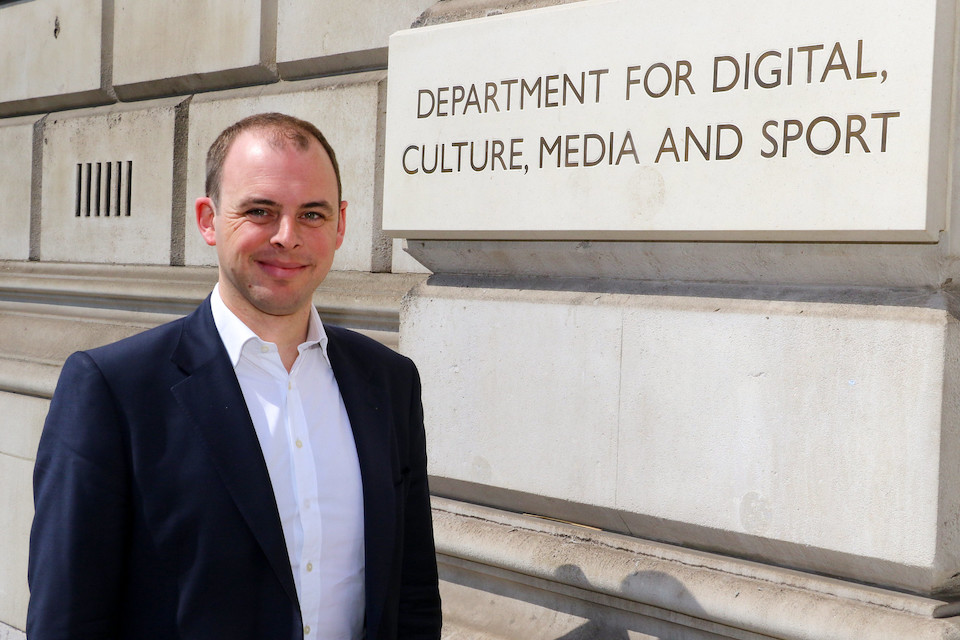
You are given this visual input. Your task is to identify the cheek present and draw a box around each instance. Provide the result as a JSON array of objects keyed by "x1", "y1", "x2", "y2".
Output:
[{"x1": 223, "y1": 226, "x2": 264, "y2": 253}]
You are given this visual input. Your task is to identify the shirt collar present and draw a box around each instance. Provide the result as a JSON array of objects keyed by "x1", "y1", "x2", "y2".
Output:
[{"x1": 210, "y1": 283, "x2": 330, "y2": 368}]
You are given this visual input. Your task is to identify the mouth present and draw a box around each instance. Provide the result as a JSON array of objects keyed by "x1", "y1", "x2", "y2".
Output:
[{"x1": 256, "y1": 259, "x2": 309, "y2": 279}]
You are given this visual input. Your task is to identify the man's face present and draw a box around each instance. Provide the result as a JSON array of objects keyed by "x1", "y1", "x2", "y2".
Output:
[{"x1": 196, "y1": 129, "x2": 346, "y2": 325}]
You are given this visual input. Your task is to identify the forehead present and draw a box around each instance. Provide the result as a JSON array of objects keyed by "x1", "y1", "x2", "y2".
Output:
[{"x1": 221, "y1": 129, "x2": 336, "y2": 187}]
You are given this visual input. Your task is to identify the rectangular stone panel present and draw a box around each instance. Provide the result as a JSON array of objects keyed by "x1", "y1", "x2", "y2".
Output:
[
  {"x1": 277, "y1": 0, "x2": 435, "y2": 77},
  {"x1": 401, "y1": 286, "x2": 623, "y2": 506},
  {"x1": 0, "y1": 116, "x2": 39, "y2": 260},
  {"x1": 0, "y1": 0, "x2": 109, "y2": 115},
  {"x1": 384, "y1": 0, "x2": 956, "y2": 241},
  {"x1": 40, "y1": 99, "x2": 184, "y2": 264},
  {"x1": 184, "y1": 75, "x2": 387, "y2": 272},
  {"x1": 112, "y1": 0, "x2": 276, "y2": 99},
  {"x1": 616, "y1": 298, "x2": 950, "y2": 572}
]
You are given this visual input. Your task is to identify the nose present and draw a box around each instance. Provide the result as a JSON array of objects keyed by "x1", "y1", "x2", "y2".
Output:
[{"x1": 270, "y1": 213, "x2": 301, "y2": 249}]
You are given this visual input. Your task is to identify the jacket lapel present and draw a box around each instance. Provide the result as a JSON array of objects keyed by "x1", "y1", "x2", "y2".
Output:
[
  {"x1": 326, "y1": 327, "x2": 397, "y2": 640},
  {"x1": 168, "y1": 299, "x2": 299, "y2": 608}
]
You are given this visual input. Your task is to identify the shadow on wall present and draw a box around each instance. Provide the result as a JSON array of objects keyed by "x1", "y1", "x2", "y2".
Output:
[
  {"x1": 554, "y1": 616, "x2": 629, "y2": 640},
  {"x1": 551, "y1": 564, "x2": 708, "y2": 640}
]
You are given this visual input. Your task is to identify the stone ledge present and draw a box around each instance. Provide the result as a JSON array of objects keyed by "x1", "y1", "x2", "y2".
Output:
[
  {"x1": 412, "y1": 0, "x2": 585, "y2": 27},
  {"x1": 0, "y1": 354, "x2": 68, "y2": 401},
  {"x1": 432, "y1": 497, "x2": 960, "y2": 640},
  {"x1": 113, "y1": 67, "x2": 279, "y2": 103},
  {"x1": 0, "y1": 261, "x2": 425, "y2": 331},
  {"x1": 405, "y1": 239, "x2": 959, "y2": 290},
  {"x1": 0, "y1": 90, "x2": 116, "y2": 119},
  {"x1": 0, "y1": 262, "x2": 426, "y2": 397}
]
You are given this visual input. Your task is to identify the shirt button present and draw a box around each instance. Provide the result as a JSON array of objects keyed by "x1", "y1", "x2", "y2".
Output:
[
  {"x1": 260, "y1": 345, "x2": 269, "y2": 353},
  {"x1": 306, "y1": 562, "x2": 313, "y2": 572},
  {"x1": 295, "y1": 439, "x2": 303, "y2": 448},
  {"x1": 304, "y1": 625, "x2": 311, "y2": 635}
]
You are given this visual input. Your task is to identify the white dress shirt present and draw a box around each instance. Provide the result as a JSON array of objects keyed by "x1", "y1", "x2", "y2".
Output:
[{"x1": 211, "y1": 285, "x2": 365, "y2": 640}]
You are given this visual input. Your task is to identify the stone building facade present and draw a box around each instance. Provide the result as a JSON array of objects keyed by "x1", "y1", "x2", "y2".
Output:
[{"x1": 2, "y1": 1, "x2": 960, "y2": 638}]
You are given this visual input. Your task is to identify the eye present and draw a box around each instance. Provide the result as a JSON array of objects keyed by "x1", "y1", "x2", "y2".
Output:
[
  {"x1": 245, "y1": 208, "x2": 273, "y2": 222},
  {"x1": 301, "y1": 211, "x2": 328, "y2": 224}
]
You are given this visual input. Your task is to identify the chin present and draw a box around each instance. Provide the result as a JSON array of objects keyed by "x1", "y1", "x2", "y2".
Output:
[{"x1": 246, "y1": 292, "x2": 310, "y2": 318}]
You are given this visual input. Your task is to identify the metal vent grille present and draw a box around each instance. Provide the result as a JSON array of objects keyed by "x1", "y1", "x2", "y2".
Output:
[{"x1": 75, "y1": 161, "x2": 132, "y2": 217}]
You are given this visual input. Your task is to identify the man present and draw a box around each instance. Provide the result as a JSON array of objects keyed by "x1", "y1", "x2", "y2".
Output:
[{"x1": 27, "y1": 113, "x2": 441, "y2": 640}]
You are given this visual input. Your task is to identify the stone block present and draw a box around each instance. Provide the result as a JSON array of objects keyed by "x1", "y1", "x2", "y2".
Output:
[
  {"x1": 615, "y1": 296, "x2": 952, "y2": 585},
  {"x1": 184, "y1": 75, "x2": 388, "y2": 272},
  {"x1": 112, "y1": 0, "x2": 277, "y2": 100},
  {"x1": 0, "y1": 0, "x2": 110, "y2": 116},
  {"x1": 0, "y1": 117, "x2": 39, "y2": 260},
  {"x1": 401, "y1": 282, "x2": 960, "y2": 593},
  {"x1": 402, "y1": 286, "x2": 622, "y2": 504},
  {"x1": 40, "y1": 99, "x2": 186, "y2": 264},
  {"x1": 277, "y1": 0, "x2": 435, "y2": 77}
]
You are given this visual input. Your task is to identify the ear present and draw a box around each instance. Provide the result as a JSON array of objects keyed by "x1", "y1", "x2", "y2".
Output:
[
  {"x1": 195, "y1": 197, "x2": 217, "y2": 246},
  {"x1": 335, "y1": 200, "x2": 347, "y2": 250}
]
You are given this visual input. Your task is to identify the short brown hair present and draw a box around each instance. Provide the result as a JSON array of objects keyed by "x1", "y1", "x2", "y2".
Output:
[{"x1": 205, "y1": 112, "x2": 342, "y2": 207}]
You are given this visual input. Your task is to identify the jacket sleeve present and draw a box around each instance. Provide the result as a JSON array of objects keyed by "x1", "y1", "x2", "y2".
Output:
[
  {"x1": 396, "y1": 363, "x2": 442, "y2": 640},
  {"x1": 27, "y1": 351, "x2": 131, "y2": 640}
]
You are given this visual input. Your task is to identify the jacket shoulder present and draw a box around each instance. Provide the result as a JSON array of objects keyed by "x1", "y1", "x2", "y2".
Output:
[
  {"x1": 76, "y1": 300, "x2": 217, "y2": 382},
  {"x1": 82, "y1": 315, "x2": 188, "y2": 371}
]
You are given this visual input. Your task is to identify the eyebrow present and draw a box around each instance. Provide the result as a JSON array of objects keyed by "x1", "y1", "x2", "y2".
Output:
[
  {"x1": 236, "y1": 197, "x2": 334, "y2": 211},
  {"x1": 300, "y1": 201, "x2": 334, "y2": 211}
]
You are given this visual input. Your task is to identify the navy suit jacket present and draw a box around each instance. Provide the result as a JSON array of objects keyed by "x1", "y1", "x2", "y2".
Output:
[{"x1": 27, "y1": 298, "x2": 441, "y2": 640}]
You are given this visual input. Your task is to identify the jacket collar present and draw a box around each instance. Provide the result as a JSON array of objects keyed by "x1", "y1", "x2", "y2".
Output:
[
  {"x1": 326, "y1": 326, "x2": 398, "y2": 640},
  {"x1": 170, "y1": 298, "x2": 300, "y2": 608}
]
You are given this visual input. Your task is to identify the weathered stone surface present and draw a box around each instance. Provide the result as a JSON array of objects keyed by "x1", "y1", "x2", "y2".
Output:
[
  {"x1": 405, "y1": 287, "x2": 622, "y2": 504},
  {"x1": 392, "y1": 239, "x2": 431, "y2": 274},
  {"x1": 615, "y1": 295, "x2": 956, "y2": 588},
  {"x1": 434, "y1": 498, "x2": 960, "y2": 640},
  {"x1": 0, "y1": 117, "x2": 39, "y2": 260},
  {"x1": 0, "y1": 0, "x2": 110, "y2": 115},
  {"x1": 276, "y1": 0, "x2": 436, "y2": 77},
  {"x1": 112, "y1": 0, "x2": 277, "y2": 99},
  {"x1": 412, "y1": 0, "x2": 585, "y2": 27},
  {"x1": 39, "y1": 99, "x2": 186, "y2": 264},
  {"x1": 404, "y1": 238, "x2": 956, "y2": 287}
]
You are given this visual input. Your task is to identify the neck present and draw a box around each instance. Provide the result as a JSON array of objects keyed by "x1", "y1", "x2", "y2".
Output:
[
  {"x1": 247, "y1": 313, "x2": 309, "y2": 373},
  {"x1": 219, "y1": 290, "x2": 311, "y2": 373}
]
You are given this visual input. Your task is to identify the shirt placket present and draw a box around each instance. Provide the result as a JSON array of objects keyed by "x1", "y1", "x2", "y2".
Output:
[{"x1": 286, "y1": 371, "x2": 323, "y2": 637}]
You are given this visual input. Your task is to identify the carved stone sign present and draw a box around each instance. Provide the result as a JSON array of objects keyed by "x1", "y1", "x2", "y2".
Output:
[{"x1": 383, "y1": 0, "x2": 954, "y2": 241}]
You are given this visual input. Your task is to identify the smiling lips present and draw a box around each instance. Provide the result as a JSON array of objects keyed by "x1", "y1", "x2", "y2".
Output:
[{"x1": 256, "y1": 258, "x2": 310, "y2": 279}]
